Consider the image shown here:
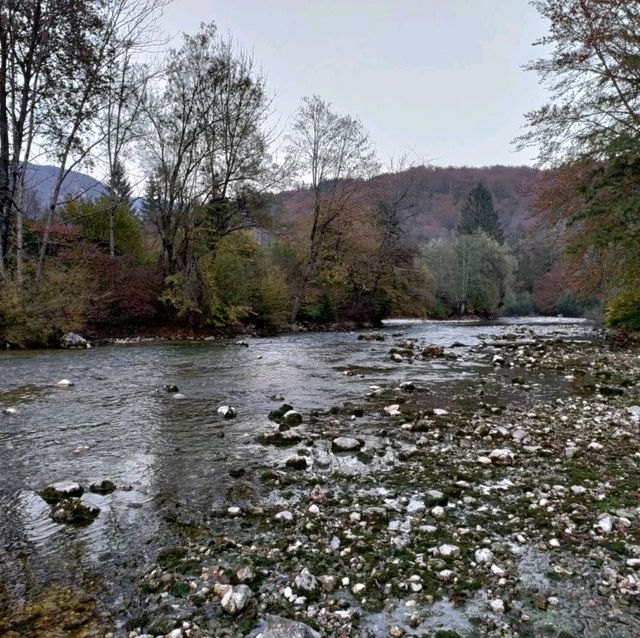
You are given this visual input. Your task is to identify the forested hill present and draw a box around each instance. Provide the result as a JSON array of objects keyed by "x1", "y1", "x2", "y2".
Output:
[{"x1": 276, "y1": 165, "x2": 542, "y2": 242}]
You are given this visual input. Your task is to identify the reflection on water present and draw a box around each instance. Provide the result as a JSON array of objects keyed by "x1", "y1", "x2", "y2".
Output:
[{"x1": 0, "y1": 317, "x2": 593, "y2": 606}]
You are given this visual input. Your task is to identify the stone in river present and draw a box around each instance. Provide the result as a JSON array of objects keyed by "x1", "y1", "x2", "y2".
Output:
[
  {"x1": 331, "y1": 437, "x2": 364, "y2": 452},
  {"x1": 50, "y1": 499, "x2": 100, "y2": 525},
  {"x1": 60, "y1": 332, "x2": 89, "y2": 348},
  {"x1": 40, "y1": 481, "x2": 84, "y2": 504},
  {"x1": 217, "y1": 405, "x2": 237, "y2": 419},
  {"x1": 282, "y1": 409, "x2": 303, "y2": 426},
  {"x1": 89, "y1": 479, "x2": 116, "y2": 495}
]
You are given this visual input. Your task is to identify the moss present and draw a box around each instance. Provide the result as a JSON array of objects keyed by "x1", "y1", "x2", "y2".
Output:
[
  {"x1": 157, "y1": 546, "x2": 188, "y2": 569},
  {"x1": 125, "y1": 610, "x2": 149, "y2": 631},
  {"x1": 170, "y1": 581, "x2": 191, "y2": 598},
  {"x1": 565, "y1": 462, "x2": 599, "y2": 483}
]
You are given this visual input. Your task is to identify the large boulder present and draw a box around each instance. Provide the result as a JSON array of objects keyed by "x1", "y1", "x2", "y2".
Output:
[
  {"x1": 257, "y1": 614, "x2": 322, "y2": 638},
  {"x1": 60, "y1": 332, "x2": 89, "y2": 349}
]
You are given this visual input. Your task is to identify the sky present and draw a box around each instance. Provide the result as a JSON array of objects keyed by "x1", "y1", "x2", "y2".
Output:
[{"x1": 159, "y1": 0, "x2": 550, "y2": 168}]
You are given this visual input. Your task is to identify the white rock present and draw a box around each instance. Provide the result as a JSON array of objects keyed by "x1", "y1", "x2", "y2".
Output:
[
  {"x1": 432, "y1": 408, "x2": 448, "y2": 417},
  {"x1": 489, "y1": 448, "x2": 514, "y2": 465},
  {"x1": 596, "y1": 515, "x2": 614, "y2": 533},
  {"x1": 588, "y1": 441, "x2": 603, "y2": 451},
  {"x1": 431, "y1": 505, "x2": 446, "y2": 520},
  {"x1": 220, "y1": 584, "x2": 252, "y2": 615},
  {"x1": 352, "y1": 583, "x2": 366, "y2": 595},
  {"x1": 492, "y1": 355, "x2": 505, "y2": 365},
  {"x1": 384, "y1": 404, "x2": 401, "y2": 416},
  {"x1": 294, "y1": 567, "x2": 317, "y2": 592},
  {"x1": 491, "y1": 564, "x2": 505, "y2": 576},
  {"x1": 438, "y1": 569, "x2": 454, "y2": 581},
  {"x1": 275, "y1": 510, "x2": 293, "y2": 524},
  {"x1": 549, "y1": 538, "x2": 561, "y2": 548},
  {"x1": 474, "y1": 548, "x2": 494, "y2": 564},
  {"x1": 3, "y1": 407, "x2": 17, "y2": 415},
  {"x1": 55, "y1": 379, "x2": 74, "y2": 387},
  {"x1": 489, "y1": 598, "x2": 505, "y2": 613},
  {"x1": 227, "y1": 506, "x2": 241, "y2": 516},
  {"x1": 217, "y1": 405, "x2": 237, "y2": 419},
  {"x1": 308, "y1": 504, "x2": 320, "y2": 516},
  {"x1": 407, "y1": 499, "x2": 425, "y2": 514},
  {"x1": 438, "y1": 544, "x2": 460, "y2": 557},
  {"x1": 477, "y1": 456, "x2": 492, "y2": 465},
  {"x1": 570, "y1": 485, "x2": 587, "y2": 495},
  {"x1": 332, "y1": 436, "x2": 363, "y2": 452}
]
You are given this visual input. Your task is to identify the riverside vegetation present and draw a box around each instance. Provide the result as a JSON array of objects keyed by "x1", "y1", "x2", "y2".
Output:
[{"x1": 1, "y1": 1, "x2": 639, "y2": 346}]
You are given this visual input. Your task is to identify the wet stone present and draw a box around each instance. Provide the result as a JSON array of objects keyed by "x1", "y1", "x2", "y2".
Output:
[
  {"x1": 40, "y1": 481, "x2": 84, "y2": 504},
  {"x1": 50, "y1": 499, "x2": 100, "y2": 525},
  {"x1": 89, "y1": 479, "x2": 116, "y2": 495},
  {"x1": 331, "y1": 436, "x2": 364, "y2": 452}
]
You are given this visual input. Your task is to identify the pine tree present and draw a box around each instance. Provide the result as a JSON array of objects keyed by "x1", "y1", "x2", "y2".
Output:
[{"x1": 457, "y1": 182, "x2": 504, "y2": 243}]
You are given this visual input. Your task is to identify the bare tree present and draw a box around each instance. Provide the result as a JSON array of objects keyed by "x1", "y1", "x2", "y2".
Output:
[
  {"x1": 286, "y1": 95, "x2": 378, "y2": 323},
  {"x1": 35, "y1": 0, "x2": 167, "y2": 281},
  {"x1": 141, "y1": 22, "x2": 281, "y2": 278}
]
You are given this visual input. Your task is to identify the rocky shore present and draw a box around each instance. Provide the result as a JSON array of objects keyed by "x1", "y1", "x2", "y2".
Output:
[{"x1": 3, "y1": 327, "x2": 640, "y2": 637}]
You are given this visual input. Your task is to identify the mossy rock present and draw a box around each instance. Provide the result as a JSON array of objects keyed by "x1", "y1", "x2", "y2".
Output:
[{"x1": 89, "y1": 479, "x2": 116, "y2": 495}]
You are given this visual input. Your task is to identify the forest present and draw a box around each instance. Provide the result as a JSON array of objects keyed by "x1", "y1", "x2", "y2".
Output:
[{"x1": 0, "y1": 0, "x2": 636, "y2": 347}]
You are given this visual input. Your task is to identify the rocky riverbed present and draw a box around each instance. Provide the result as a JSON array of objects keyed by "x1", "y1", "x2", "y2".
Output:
[{"x1": 2, "y1": 321, "x2": 640, "y2": 637}]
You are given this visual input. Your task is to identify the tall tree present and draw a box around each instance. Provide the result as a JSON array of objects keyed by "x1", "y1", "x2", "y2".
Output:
[
  {"x1": 457, "y1": 182, "x2": 504, "y2": 243},
  {"x1": 516, "y1": 0, "x2": 640, "y2": 165},
  {"x1": 140, "y1": 22, "x2": 280, "y2": 318},
  {"x1": 518, "y1": 1, "x2": 640, "y2": 322},
  {"x1": 286, "y1": 95, "x2": 378, "y2": 323}
]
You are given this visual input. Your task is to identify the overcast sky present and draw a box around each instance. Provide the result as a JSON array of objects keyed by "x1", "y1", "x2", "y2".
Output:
[{"x1": 159, "y1": 0, "x2": 549, "y2": 168}]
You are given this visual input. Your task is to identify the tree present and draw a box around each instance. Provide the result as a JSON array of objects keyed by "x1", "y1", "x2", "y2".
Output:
[
  {"x1": 0, "y1": 0, "x2": 108, "y2": 281},
  {"x1": 424, "y1": 231, "x2": 516, "y2": 317},
  {"x1": 286, "y1": 95, "x2": 378, "y2": 322},
  {"x1": 457, "y1": 183, "x2": 504, "y2": 243},
  {"x1": 516, "y1": 0, "x2": 640, "y2": 165},
  {"x1": 518, "y1": 0, "x2": 640, "y2": 325},
  {"x1": 141, "y1": 23, "x2": 277, "y2": 277}
]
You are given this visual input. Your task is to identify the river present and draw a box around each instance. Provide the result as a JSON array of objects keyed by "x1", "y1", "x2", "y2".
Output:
[{"x1": 0, "y1": 317, "x2": 595, "y2": 634}]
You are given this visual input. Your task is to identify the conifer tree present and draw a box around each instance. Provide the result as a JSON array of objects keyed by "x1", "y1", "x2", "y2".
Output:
[{"x1": 457, "y1": 183, "x2": 504, "y2": 243}]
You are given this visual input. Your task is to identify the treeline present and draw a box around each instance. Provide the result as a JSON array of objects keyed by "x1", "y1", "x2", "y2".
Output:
[
  {"x1": 0, "y1": 1, "x2": 606, "y2": 347},
  {"x1": 514, "y1": 0, "x2": 640, "y2": 330}
]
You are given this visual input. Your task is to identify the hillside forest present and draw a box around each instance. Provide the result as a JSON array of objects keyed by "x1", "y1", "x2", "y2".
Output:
[{"x1": 0, "y1": 0, "x2": 634, "y2": 347}]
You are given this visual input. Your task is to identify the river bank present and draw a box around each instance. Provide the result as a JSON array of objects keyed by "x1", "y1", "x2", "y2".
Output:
[{"x1": 2, "y1": 319, "x2": 639, "y2": 637}]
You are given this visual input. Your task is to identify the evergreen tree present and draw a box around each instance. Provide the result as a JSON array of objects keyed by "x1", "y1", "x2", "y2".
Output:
[
  {"x1": 457, "y1": 183, "x2": 504, "y2": 243},
  {"x1": 108, "y1": 160, "x2": 133, "y2": 211}
]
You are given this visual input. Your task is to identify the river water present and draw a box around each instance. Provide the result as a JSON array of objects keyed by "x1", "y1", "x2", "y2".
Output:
[{"x1": 0, "y1": 317, "x2": 593, "y2": 619}]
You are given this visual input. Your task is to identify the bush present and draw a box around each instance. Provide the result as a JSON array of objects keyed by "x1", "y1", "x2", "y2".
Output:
[
  {"x1": 503, "y1": 291, "x2": 535, "y2": 316},
  {"x1": 607, "y1": 289, "x2": 640, "y2": 329},
  {"x1": 0, "y1": 267, "x2": 89, "y2": 347}
]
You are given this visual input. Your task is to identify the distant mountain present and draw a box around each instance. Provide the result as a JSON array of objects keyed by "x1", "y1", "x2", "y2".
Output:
[
  {"x1": 275, "y1": 165, "x2": 542, "y2": 242},
  {"x1": 23, "y1": 164, "x2": 106, "y2": 215}
]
